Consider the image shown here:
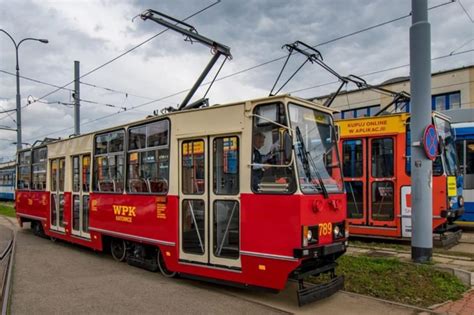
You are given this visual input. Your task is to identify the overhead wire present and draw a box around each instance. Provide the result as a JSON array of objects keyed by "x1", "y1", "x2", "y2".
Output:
[
  {"x1": 458, "y1": 0, "x2": 474, "y2": 23},
  {"x1": 24, "y1": 50, "x2": 473, "y2": 143},
  {"x1": 3, "y1": 0, "x2": 463, "y2": 141},
  {"x1": 18, "y1": 1, "x2": 221, "y2": 111}
]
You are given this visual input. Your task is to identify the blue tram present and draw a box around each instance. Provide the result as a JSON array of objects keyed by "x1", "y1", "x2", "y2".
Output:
[
  {"x1": 0, "y1": 161, "x2": 15, "y2": 201},
  {"x1": 448, "y1": 108, "x2": 474, "y2": 222}
]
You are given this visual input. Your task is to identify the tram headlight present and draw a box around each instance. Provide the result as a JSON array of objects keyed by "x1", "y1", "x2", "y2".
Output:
[
  {"x1": 333, "y1": 222, "x2": 345, "y2": 239},
  {"x1": 302, "y1": 226, "x2": 318, "y2": 247}
]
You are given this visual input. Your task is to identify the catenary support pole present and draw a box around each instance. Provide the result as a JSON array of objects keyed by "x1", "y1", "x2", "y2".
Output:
[
  {"x1": 410, "y1": 0, "x2": 433, "y2": 262},
  {"x1": 74, "y1": 60, "x2": 80, "y2": 135}
]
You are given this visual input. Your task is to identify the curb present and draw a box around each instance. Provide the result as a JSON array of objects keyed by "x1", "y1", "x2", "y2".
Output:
[
  {"x1": 434, "y1": 265, "x2": 474, "y2": 287},
  {"x1": 341, "y1": 291, "x2": 438, "y2": 314}
]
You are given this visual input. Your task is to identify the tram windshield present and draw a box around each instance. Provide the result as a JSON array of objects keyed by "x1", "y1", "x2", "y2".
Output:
[
  {"x1": 434, "y1": 116, "x2": 458, "y2": 176},
  {"x1": 288, "y1": 104, "x2": 344, "y2": 194}
]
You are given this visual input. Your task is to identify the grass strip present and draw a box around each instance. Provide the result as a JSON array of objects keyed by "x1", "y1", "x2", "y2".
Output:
[
  {"x1": 0, "y1": 202, "x2": 15, "y2": 218},
  {"x1": 310, "y1": 255, "x2": 468, "y2": 308}
]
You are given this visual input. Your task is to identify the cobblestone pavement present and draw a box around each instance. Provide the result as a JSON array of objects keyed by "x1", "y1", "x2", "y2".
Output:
[{"x1": 435, "y1": 290, "x2": 474, "y2": 315}]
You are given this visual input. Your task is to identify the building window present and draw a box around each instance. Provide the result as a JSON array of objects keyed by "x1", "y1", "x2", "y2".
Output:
[
  {"x1": 127, "y1": 120, "x2": 170, "y2": 194},
  {"x1": 341, "y1": 104, "x2": 380, "y2": 119},
  {"x1": 94, "y1": 130, "x2": 125, "y2": 193},
  {"x1": 431, "y1": 91, "x2": 461, "y2": 111}
]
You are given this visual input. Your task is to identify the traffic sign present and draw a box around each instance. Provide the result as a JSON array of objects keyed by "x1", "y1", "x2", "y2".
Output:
[{"x1": 422, "y1": 124, "x2": 439, "y2": 160}]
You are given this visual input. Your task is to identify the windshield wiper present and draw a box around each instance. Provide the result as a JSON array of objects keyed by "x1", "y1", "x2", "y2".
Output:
[{"x1": 295, "y1": 127, "x2": 329, "y2": 198}]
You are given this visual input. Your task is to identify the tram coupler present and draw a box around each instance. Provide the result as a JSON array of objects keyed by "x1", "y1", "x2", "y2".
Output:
[
  {"x1": 296, "y1": 273, "x2": 344, "y2": 306},
  {"x1": 292, "y1": 262, "x2": 344, "y2": 306},
  {"x1": 434, "y1": 224, "x2": 462, "y2": 249}
]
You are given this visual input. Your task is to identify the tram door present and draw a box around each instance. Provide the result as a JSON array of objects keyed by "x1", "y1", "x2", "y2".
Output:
[
  {"x1": 71, "y1": 155, "x2": 91, "y2": 238},
  {"x1": 50, "y1": 158, "x2": 66, "y2": 232},
  {"x1": 344, "y1": 137, "x2": 396, "y2": 228},
  {"x1": 179, "y1": 135, "x2": 241, "y2": 268}
]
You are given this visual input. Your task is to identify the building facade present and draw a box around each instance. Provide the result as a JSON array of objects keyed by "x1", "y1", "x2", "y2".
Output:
[{"x1": 312, "y1": 65, "x2": 474, "y2": 120}]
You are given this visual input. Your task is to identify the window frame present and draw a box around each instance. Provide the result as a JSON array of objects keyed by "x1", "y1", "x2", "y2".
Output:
[
  {"x1": 213, "y1": 136, "x2": 240, "y2": 196},
  {"x1": 126, "y1": 119, "x2": 170, "y2": 195},
  {"x1": 31, "y1": 146, "x2": 48, "y2": 191},
  {"x1": 93, "y1": 128, "x2": 126, "y2": 193},
  {"x1": 17, "y1": 150, "x2": 32, "y2": 190},
  {"x1": 251, "y1": 101, "x2": 296, "y2": 195}
]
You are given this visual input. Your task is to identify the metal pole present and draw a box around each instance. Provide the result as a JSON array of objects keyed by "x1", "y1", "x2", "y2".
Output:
[
  {"x1": 74, "y1": 61, "x2": 80, "y2": 135},
  {"x1": 410, "y1": 0, "x2": 433, "y2": 262},
  {"x1": 15, "y1": 47, "x2": 22, "y2": 151}
]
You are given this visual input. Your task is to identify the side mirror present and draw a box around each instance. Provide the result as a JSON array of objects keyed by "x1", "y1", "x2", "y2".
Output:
[
  {"x1": 335, "y1": 125, "x2": 341, "y2": 142},
  {"x1": 283, "y1": 131, "x2": 293, "y2": 163}
]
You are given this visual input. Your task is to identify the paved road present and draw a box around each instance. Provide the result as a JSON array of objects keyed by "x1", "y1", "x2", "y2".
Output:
[{"x1": 8, "y1": 221, "x2": 422, "y2": 315}]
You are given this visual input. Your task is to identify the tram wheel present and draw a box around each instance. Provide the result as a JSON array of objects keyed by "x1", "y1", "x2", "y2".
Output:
[
  {"x1": 31, "y1": 221, "x2": 42, "y2": 236},
  {"x1": 157, "y1": 249, "x2": 176, "y2": 278},
  {"x1": 50, "y1": 236, "x2": 57, "y2": 242},
  {"x1": 111, "y1": 239, "x2": 127, "y2": 262}
]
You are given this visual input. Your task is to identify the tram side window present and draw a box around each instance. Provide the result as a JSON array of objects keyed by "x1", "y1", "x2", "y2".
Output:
[
  {"x1": 343, "y1": 139, "x2": 363, "y2": 178},
  {"x1": 32, "y1": 147, "x2": 47, "y2": 190},
  {"x1": 182, "y1": 140, "x2": 205, "y2": 195},
  {"x1": 466, "y1": 140, "x2": 474, "y2": 176},
  {"x1": 127, "y1": 120, "x2": 170, "y2": 194},
  {"x1": 371, "y1": 138, "x2": 394, "y2": 178},
  {"x1": 94, "y1": 130, "x2": 125, "y2": 193},
  {"x1": 251, "y1": 103, "x2": 295, "y2": 194},
  {"x1": 18, "y1": 151, "x2": 31, "y2": 189},
  {"x1": 213, "y1": 137, "x2": 239, "y2": 195}
]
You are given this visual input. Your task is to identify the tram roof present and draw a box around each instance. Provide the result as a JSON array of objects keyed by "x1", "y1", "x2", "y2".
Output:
[{"x1": 19, "y1": 94, "x2": 334, "y2": 150}]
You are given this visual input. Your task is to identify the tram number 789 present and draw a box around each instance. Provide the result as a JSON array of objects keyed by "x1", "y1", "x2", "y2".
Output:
[{"x1": 319, "y1": 222, "x2": 333, "y2": 237}]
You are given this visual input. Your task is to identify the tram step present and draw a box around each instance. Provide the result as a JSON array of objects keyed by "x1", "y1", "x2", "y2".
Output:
[
  {"x1": 127, "y1": 256, "x2": 159, "y2": 272},
  {"x1": 297, "y1": 275, "x2": 344, "y2": 306}
]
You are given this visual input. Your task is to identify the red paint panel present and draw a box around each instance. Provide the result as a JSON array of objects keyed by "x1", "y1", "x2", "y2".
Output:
[
  {"x1": 240, "y1": 194, "x2": 301, "y2": 257},
  {"x1": 15, "y1": 190, "x2": 49, "y2": 220},
  {"x1": 89, "y1": 193, "x2": 178, "y2": 245}
]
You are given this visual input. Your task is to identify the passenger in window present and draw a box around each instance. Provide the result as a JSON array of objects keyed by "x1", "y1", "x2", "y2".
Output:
[{"x1": 252, "y1": 132, "x2": 280, "y2": 191}]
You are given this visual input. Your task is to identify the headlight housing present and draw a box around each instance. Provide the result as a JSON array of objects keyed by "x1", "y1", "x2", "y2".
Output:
[
  {"x1": 458, "y1": 196, "x2": 464, "y2": 207},
  {"x1": 333, "y1": 221, "x2": 345, "y2": 240},
  {"x1": 302, "y1": 225, "x2": 318, "y2": 247}
]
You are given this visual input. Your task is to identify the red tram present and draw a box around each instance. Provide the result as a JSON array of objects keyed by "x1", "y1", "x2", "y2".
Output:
[
  {"x1": 16, "y1": 95, "x2": 348, "y2": 305},
  {"x1": 15, "y1": 9, "x2": 348, "y2": 306}
]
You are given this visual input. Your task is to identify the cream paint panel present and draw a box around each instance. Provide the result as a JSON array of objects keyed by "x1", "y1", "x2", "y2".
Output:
[
  {"x1": 167, "y1": 103, "x2": 250, "y2": 195},
  {"x1": 47, "y1": 134, "x2": 93, "y2": 192}
]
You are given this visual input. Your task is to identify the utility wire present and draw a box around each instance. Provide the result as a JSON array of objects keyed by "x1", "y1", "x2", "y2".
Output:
[
  {"x1": 450, "y1": 38, "x2": 474, "y2": 55},
  {"x1": 19, "y1": 0, "x2": 451, "y2": 112},
  {"x1": 290, "y1": 49, "x2": 474, "y2": 94},
  {"x1": 458, "y1": 0, "x2": 474, "y2": 23},
  {"x1": 20, "y1": 1, "x2": 221, "y2": 110},
  {"x1": 0, "y1": 69, "x2": 74, "y2": 92},
  {"x1": 24, "y1": 50, "x2": 473, "y2": 143},
  {"x1": 188, "y1": 0, "x2": 456, "y2": 86}
]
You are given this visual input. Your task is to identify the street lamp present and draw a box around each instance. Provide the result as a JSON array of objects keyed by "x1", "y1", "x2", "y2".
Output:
[{"x1": 0, "y1": 29, "x2": 48, "y2": 151}]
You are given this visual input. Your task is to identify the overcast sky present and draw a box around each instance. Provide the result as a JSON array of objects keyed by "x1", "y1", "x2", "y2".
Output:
[{"x1": 0, "y1": 0, "x2": 472, "y2": 161}]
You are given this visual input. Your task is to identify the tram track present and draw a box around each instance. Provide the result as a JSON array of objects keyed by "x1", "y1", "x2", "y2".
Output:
[{"x1": 0, "y1": 216, "x2": 16, "y2": 315}]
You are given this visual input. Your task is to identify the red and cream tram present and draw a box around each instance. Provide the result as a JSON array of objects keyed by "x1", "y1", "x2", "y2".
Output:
[{"x1": 16, "y1": 94, "x2": 348, "y2": 305}]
